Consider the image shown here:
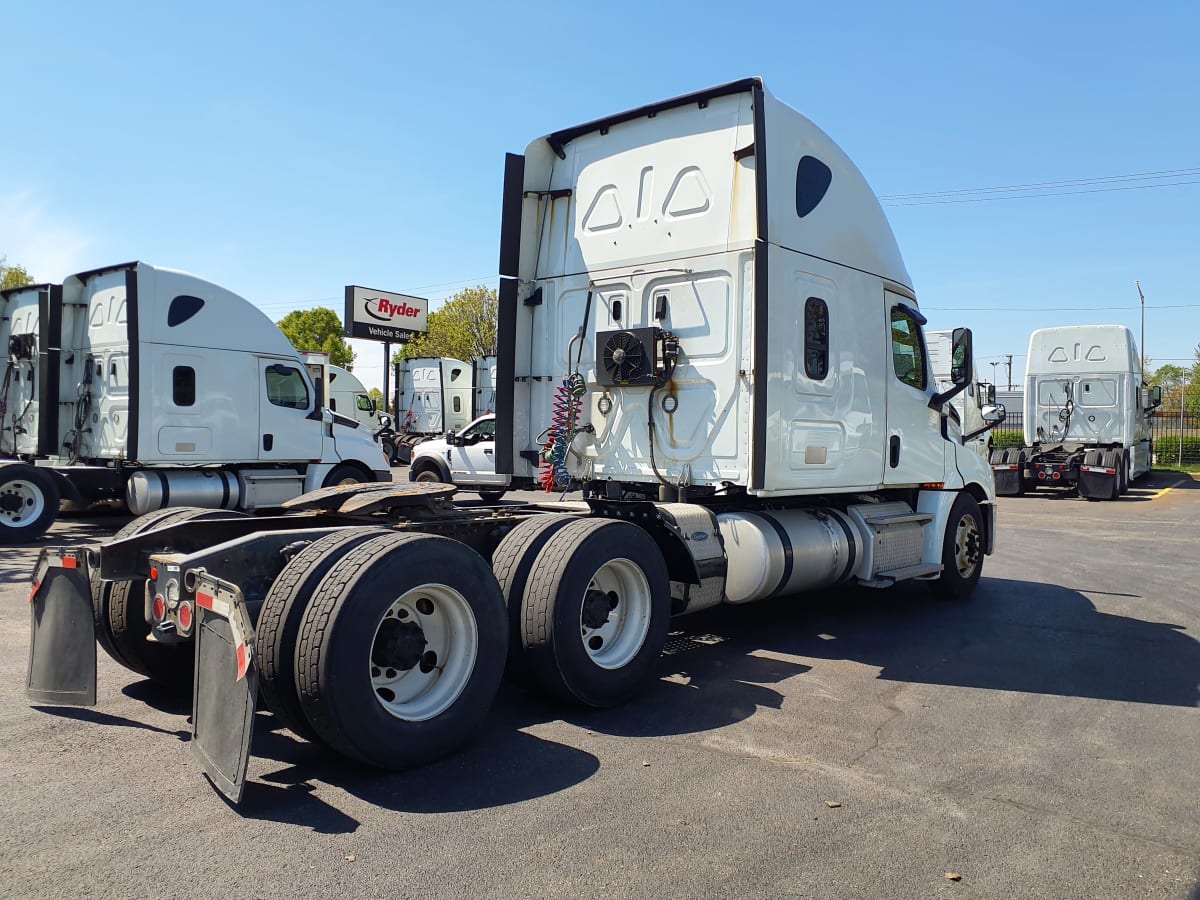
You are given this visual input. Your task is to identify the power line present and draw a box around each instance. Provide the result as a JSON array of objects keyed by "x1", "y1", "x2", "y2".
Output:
[
  {"x1": 880, "y1": 166, "x2": 1200, "y2": 201},
  {"x1": 884, "y1": 179, "x2": 1200, "y2": 206},
  {"x1": 923, "y1": 303, "x2": 1200, "y2": 311}
]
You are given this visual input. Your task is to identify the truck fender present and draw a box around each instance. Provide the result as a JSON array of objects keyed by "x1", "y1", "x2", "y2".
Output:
[
  {"x1": 0, "y1": 458, "x2": 80, "y2": 506},
  {"x1": 917, "y1": 488, "x2": 995, "y2": 564},
  {"x1": 408, "y1": 455, "x2": 451, "y2": 484}
]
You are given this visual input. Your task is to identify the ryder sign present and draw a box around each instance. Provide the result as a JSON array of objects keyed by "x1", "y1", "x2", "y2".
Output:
[{"x1": 344, "y1": 285, "x2": 429, "y2": 342}]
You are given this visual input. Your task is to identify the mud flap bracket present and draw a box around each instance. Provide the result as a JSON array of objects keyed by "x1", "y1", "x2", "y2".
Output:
[
  {"x1": 190, "y1": 569, "x2": 259, "y2": 804},
  {"x1": 26, "y1": 548, "x2": 97, "y2": 707}
]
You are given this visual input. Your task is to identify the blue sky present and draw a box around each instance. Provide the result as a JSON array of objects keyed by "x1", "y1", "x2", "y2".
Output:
[{"x1": 3, "y1": 0, "x2": 1197, "y2": 393}]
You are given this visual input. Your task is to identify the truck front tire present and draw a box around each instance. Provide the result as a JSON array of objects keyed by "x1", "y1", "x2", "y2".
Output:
[
  {"x1": 0, "y1": 463, "x2": 60, "y2": 544},
  {"x1": 932, "y1": 493, "x2": 985, "y2": 600}
]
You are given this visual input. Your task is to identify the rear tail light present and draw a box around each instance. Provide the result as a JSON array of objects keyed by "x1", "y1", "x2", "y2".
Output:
[
  {"x1": 1052, "y1": 472, "x2": 1061, "y2": 480},
  {"x1": 178, "y1": 600, "x2": 193, "y2": 633},
  {"x1": 152, "y1": 594, "x2": 166, "y2": 621},
  {"x1": 150, "y1": 566, "x2": 158, "y2": 581}
]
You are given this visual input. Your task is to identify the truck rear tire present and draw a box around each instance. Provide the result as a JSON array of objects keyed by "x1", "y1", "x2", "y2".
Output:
[
  {"x1": 519, "y1": 519, "x2": 670, "y2": 707},
  {"x1": 491, "y1": 514, "x2": 578, "y2": 680},
  {"x1": 931, "y1": 493, "x2": 985, "y2": 600},
  {"x1": 257, "y1": 527, "x2": 389, "y2": 742},
  {"x1": 0, "y1": 463, "x2": 60, "y2": 544},
  {"x1": 294, "y1": 533, "x2": 508, "y2": 768},
  {"x1": 98, "y1": 507, "x2": 248, "y2": 684}
]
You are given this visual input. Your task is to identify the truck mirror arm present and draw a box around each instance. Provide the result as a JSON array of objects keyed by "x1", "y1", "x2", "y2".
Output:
[{"x1": 928, "y1": 382, "x2": 967, "y2": 412}]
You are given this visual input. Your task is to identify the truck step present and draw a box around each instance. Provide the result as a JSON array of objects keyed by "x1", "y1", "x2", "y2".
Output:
[
  {"x1": 861, "y1": 563, "x2": 943, "y2": 587},
  {"x1": 862, "y1": 512, "x2": 934, "y2": 526}
]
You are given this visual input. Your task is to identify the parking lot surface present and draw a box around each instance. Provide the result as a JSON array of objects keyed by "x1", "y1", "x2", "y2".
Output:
[{"x1": 1, "y1": 473, "x2": 1197, "y2": 898}]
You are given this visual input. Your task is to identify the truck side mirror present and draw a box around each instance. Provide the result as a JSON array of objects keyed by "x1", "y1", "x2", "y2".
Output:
[
  {"x1": 929, "y1": 327, "x2": 973, "y2": 411},
  {"x1": 982, "y1": 403, "x2": 1006, "y2": 423},
  {"x1": 950, "y1": 327, "x2": 972, "y2": 386},
  {"x1": 377, "y1": 414, "x2": 393, "y2": 430},
  {"x1": 1144, "y1": 386, "x2": 1162, "y2": 409},
  {"x1": 980, "y1": 382, "x2": 997, "y2": 406}
]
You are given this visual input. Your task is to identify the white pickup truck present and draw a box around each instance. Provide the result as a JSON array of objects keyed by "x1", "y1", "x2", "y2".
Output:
[{"x1": 408, "y1": 413, "x2": 510, "y2": 502}]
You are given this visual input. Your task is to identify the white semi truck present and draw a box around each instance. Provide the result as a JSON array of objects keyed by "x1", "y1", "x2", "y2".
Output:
[
  {"x1": 0, "y1": 262, "x2": 390, "y2": 543},
  {"x1": 388, "y1": 356, "x2": 475, "y2": 463},
  {"x1": 928, "y1": 329, "x2": 1004, "y2": 459},
  {"x1": 990, "y1": 325, "x2": 1160, "y2": 500},
  {"x1": 25, "y1": 79, "x2": 999, "y2": 802}
]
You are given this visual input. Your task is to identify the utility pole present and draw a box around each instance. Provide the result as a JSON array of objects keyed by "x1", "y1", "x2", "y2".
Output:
[
  {"x1": 1135, "y1": 280, "x2": 1145, "y2": 383},
  {"x1": 1005, "y1": 354, "x2": 1013, "y2": 392}
]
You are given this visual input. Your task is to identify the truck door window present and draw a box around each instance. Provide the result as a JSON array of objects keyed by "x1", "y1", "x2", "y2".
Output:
[
  {"x1": 265, "y1": 364, "x2": 310, "y2": 409},
  {"x1": 804, "y1": 297, "x2": 829, "y2": 380},
  {"x1": 173, "y1": 366, "x2": 196, "y2": 407},
  {"x1": 890, "y1": 308, "x2": 927, "y2": 390}
]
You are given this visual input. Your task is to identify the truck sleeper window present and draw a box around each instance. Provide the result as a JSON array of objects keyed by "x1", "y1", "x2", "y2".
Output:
[
  {"x1": 265, "y1": 364, "x2": 309, "y2": 409},
  {"x1": 890, "y1": 308, "x2": 926, "y2": 390}
]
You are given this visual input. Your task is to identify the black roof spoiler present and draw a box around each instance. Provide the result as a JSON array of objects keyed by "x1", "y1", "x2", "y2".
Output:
[{"x1": 545, "y1": 77, "x2": 763, "y2": 160}]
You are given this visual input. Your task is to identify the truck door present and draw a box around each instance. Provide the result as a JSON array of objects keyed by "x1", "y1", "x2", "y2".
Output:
[
  {"x1": 449, "y1": 416, "x2": 506, "y2": 486},
  {"x1": 258, "y1": 357, "x2": 323, "y2": 462},
  {"x1": 883, "y1": 295, "x2": 946, "y2": 485}
]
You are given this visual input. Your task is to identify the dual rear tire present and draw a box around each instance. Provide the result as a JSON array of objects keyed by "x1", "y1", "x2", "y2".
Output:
[
  {"x1": 258, "y1": 532, "x2": 508, "y2": 768},
  {"x1": 493, "y1": 516, "x2": 671, "y2": 707}
]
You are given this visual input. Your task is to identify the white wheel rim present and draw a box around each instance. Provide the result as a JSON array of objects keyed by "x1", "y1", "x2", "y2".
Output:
[
  {"x1": 579, "y1": 557, "x2": 652, "y2": 670},
  {"x1": 369, "y1": 583, "x2": 478, "y2": 722},
  {"x1": 953, "y1": 513, "x2": 982, "y2": 578},
  {"x1": 0, "y1": 480, "x2": 45, "y2": 528}
]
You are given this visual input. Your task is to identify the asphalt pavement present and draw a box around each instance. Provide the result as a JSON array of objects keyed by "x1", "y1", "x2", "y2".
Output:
[{"x1": 1, "y1": 472, "x2": 1197, "y2": 899}]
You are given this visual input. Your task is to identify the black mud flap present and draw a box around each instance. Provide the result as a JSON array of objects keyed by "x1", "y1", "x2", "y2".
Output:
[
  {"x1": 992, "y1": 467, "x2": 1022, "y2": 496},
  {"x1": 26, "y1": 548, "x2": 97, "y2": 706},
  {"x1": 190, "y1": 570, "x2": 259, "y2": 804},
  {"x1": 1078, "y1": 467, "x2": 1115, "y2": 500}
]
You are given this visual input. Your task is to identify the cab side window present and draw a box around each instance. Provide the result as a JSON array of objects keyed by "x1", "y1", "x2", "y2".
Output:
[
  {"x1": 265, "y1": 364, "x2": 310, "y2": 409},
  {"x1": 890, "y1": 308, "x2": 927, "y2": 390}
]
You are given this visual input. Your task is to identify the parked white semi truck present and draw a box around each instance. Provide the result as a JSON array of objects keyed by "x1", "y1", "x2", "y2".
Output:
[
  {"x1": 388, "y1": 356, "x2": 475, "y2": 463},
  {"x1": 0, "y1": 262, "x2": 390, "y2": 543},
  {"x1": 25, "y1": 79, "x2": 999, "y2": 803},
  {"x1": 990, "y1": 325, "x2": 1160, "y2": 500},
  {"x1": 928, "y1": 329, "x2": 1004, "y2": 459}
]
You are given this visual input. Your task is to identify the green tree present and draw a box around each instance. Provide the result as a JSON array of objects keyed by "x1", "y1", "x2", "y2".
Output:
[
  {"x1": 394, "y1": 286, "x2": 497, "y2": 363},
  {"x1": 0, "y1": 256, "x2": 35, "y2": 290},
  {"x1": 368, "y1": 386, "x2": 384, "y2": 408},
  {"x1": 276, "y1": 307, "x2": 356, "y2": 369}
]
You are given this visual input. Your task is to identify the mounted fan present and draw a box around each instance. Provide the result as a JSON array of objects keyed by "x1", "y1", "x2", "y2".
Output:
[{"x1": 596, "y1": 327, "x2": 660, "y2": 386}]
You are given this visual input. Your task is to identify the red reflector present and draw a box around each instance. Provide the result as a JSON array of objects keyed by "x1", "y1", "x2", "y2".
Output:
[
  {"x1": 153, "y1": 595, "x2": 165, "y2": 621},
  {"x1": 149, "y1": 566, "x2": 158, "y2": 581},
  {"x1": 1105, "y1": 468, "x2": 1116, "y2": 475},
  {"x1": 62, "y1": 557, "x2": 78, "y2": 570},
  {"x1": 178, "y1": 601, "x2": 193, "y2": 632},
  {"x1": 196, "y1": 592, "x2": 215, "y2": 611}
]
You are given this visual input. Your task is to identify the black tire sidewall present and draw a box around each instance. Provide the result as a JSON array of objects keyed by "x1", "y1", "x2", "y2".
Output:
[
  {"x1": 307, "y1": 536, "x2": 508, "y2": 768},
  {"x1": 257, "y1": 527, "x2": 387, "y2": 741},
  {"x1": 528, "y1": 520, "x2": 670, "y2": 707},
  {"x1": 934, "y1": 493, "x2": 984, "y2": 600},
  {"x1": 0, "y1": 464, "x2": 60, "y2": 543}
]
